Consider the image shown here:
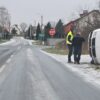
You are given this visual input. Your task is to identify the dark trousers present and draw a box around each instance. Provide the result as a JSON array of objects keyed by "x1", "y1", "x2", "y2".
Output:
[
  {"x1": 67, "y1": 44, "x2": 73, "y2": 62},
  {"x1": 74, "y1": 48, "x2": 81, "y2": 63}
]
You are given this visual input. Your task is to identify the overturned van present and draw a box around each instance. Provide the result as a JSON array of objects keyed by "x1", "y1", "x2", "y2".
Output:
[{"x1": 88, "y1": 29, "x2": 100, "y2": 64}]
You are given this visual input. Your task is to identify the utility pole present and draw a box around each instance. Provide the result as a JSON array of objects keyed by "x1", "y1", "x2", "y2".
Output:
[
  {"x1": 36, "y1": 13, "x2": 43, "y2": 32},
  {"x1": 30, "y1": 25, "x2": 32, "y2": 39},
  {"x1": 34, "y1": 20, "x2": 36, "y2": 26},
  {"x1": 41, "y1": 15, "x2": 43, "y2": 32}
]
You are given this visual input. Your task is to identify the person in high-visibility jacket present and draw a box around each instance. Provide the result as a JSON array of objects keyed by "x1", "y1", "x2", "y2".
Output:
[{"x1": 66, "y1": 30, "x2": 74, "y2": 63}]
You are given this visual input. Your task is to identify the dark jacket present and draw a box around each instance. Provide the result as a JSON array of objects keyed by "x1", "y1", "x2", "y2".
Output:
[{"x1": 72, "y1": 34, "x2": 85, "y2": 50}]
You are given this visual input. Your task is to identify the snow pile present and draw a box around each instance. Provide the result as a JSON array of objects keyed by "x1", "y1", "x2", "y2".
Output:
[
  {"x1": 0, "y1": 39, "x2": 16, "y2": 46},
  {"x1": 20, "y1": 37, "x2": 24, "y2": 40},
  {"x1": 26, "y1": 39, "x2": 35, "y2": 46},
  {"x1": 41, "y1": 50, "x2": 100, "y2": 87}
]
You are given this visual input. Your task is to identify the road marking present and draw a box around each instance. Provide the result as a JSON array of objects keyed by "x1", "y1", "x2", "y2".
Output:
[
  {"x1": 6, "y1": 58, "x2": 11, "y2": 64},
  {"x1": 27, "y1": 48, "x2": 33, "y2": 56},
  {"x1": 17, "y1": 46, "x2": 21, "y2": 50},
  {"x1": 0, "y1": 65, "x2": 6, "y2": 73},
  {"x1": 0, "y1": 54, "x2": 14, "y2": 73},
  {"x1": 10, "y1": 55, "x2": 14, "y2": 58}
]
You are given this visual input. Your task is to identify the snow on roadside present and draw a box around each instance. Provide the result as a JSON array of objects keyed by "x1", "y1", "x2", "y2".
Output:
[
  {"x1": 26, "y1": 39, "x2": 35, "y2": 46},
  {"x1": 41, "y1": 50, "x2": 100, "y2": 88},
  {"x1": 0, "y1": 39, "x2": 16, "y2": 46},
  {"x1": 0, "y1": 37, "x2": 34, "y2": 46}
]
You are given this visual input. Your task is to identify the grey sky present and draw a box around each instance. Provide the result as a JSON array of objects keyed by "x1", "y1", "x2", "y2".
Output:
[{"x1": 0, "y1": 0, "x2": 99, "y2": 25}]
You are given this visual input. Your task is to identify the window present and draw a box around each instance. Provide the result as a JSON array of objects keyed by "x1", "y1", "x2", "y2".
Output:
[{"x1": 92, "y1": 38, "x2": 96, "y2": 57}]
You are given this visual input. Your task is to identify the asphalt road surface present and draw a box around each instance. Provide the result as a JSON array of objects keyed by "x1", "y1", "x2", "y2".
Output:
[{"x1": 0, "y1": 37, "x2": 100, "y2": 100}]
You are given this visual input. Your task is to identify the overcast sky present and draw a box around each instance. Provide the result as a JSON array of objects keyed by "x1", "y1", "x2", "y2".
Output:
[{"x1": 0, "y1": 0, "x2": 99, "y2": 25}]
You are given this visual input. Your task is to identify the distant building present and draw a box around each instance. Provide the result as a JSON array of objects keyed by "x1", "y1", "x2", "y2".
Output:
[
  {"x1": 64, "y1": 21, "x2": 74, "y2": 33},
  {"x1": 11, "y1": 24, "x2": 21, "y2": 35},
  {"x1": 64, "y1": 10, "x2": 100, "y2": 34},
  {"x1": 74, "y1": 10, "x2": 100, "y2": 33},
  {"x1": 25, "y1": 25, "x2": 37, "y2": 39}
]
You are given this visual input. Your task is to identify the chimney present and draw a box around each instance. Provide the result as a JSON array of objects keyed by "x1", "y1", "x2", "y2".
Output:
[{"x1": 80, "y1": 10, "x2": 88, "y2": 17}]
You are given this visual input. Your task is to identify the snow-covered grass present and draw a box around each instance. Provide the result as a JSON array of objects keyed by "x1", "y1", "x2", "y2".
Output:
[{"x1": 41, "y1": 50, "x2": 100, "y2": 88}]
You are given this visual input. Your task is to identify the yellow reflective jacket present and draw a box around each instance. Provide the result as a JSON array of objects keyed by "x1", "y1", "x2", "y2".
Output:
[{"x1": 66, "y1": 31, "x2": 74, "y2": 45}]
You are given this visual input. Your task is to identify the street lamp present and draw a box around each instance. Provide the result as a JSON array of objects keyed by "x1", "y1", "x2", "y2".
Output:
[
  {"x1": 36, "y1": 13, "x2": 44, "y2": 32},
  {"x1": 40, "y1": 15, "x2": 43, "y2": 32}
]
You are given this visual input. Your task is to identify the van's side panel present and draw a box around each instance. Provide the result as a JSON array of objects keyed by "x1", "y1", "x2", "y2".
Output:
[{"x1": 95, "y1": 31, "x2": 100, "y2": 64}]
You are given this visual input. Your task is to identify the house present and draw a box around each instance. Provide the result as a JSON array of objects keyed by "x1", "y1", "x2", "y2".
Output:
[
  {"x1": 74, "y1": 10, "x2": 100, "y2": 33},
  {"x1": 11, "y1": 24, "x2": 21, "y2": 35},
  {"x1": 64, "y1": 10, "x2": 100, "y2": 51},
  {"x1": 64, "y1": 21, "x2": 74, "y2": 33},
  {"x1": 64, "y1": 10, "x2": 100, "y2": 34}
]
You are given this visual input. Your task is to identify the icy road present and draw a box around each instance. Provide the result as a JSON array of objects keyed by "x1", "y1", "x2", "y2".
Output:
[{"x1": 0, "y1": 37, "x2": 100, "y2": 100}]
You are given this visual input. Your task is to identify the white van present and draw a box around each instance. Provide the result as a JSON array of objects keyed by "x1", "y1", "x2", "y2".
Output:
[{"x1": 88, "y1": 29, "x2": 100, "y2": 64}]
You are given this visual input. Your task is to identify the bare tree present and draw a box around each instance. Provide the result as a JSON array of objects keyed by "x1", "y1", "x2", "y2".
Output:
[
  {"x1": 20, "y1": 22, "x2": 27, "y2": 33},
  {"x1": 0, "y1": 6, "x2": 11, "y2": 32}
]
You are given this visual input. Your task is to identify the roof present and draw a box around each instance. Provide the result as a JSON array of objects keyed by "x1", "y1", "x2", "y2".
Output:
[
  {"x1": 93, "y1": 28, "x2": 100, "y2": 33},
  {"x1": 64, "y1": 10, "x2": 100, "y2": 27},
  {"x1": 64, "y1": 21, "x2": 74, "y2": 27}
]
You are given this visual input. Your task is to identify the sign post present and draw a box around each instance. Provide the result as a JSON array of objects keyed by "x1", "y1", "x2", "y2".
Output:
[
  {"x1": 49, "y1": 28, "x2": 56, "y2": 37},
  {"x1": 49, "y1": 28, "x2": 56, "y2": 48}
]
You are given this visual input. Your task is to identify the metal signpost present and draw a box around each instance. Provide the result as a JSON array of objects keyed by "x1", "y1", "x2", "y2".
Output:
[{"x1": 49, "y1": 28, "x2": 56, "y2": 48}]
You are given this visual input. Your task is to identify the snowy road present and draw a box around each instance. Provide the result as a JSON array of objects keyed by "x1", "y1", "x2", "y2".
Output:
[{"x1": 0, "y1": 37, "x2": 100, "y2": 100}]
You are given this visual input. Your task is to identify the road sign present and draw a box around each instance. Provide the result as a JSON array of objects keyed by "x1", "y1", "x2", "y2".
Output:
[{"x1": 49, "y1": 28, "x2": 56, "y2": 36}]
